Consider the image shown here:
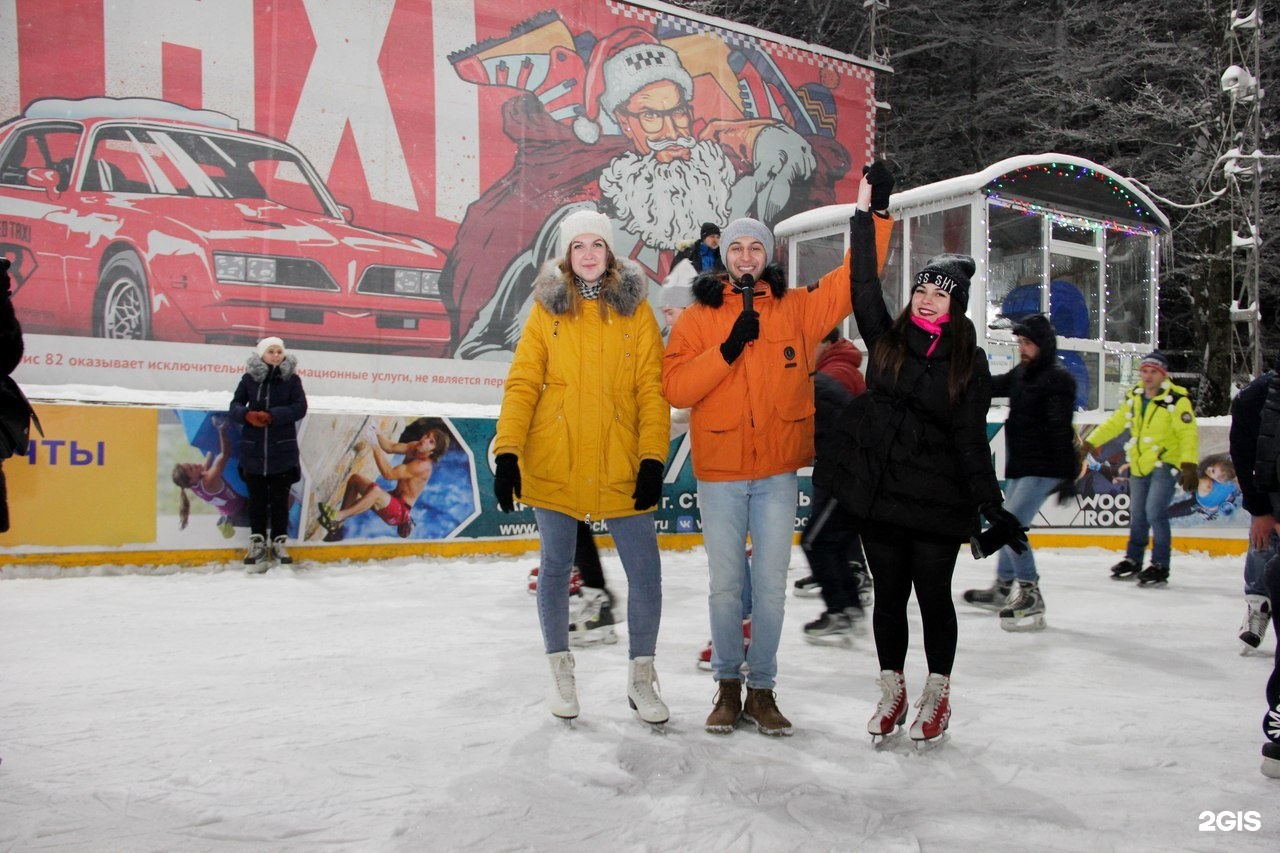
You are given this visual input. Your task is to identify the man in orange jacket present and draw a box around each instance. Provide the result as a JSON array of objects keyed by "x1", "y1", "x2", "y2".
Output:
[{"x1": 663, "y1": 164, "x2": 894, "y2": 737}]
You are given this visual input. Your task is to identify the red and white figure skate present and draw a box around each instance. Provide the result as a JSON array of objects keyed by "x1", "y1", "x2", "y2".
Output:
[
  {"x1": 910, "y1": 673, "x2": 951, "y2": 747},
  {"x1": 867, "y1": 669, "x2": 907, "y2": 742}
]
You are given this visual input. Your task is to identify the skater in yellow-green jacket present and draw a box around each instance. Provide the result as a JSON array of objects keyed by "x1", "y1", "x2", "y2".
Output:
[{"x1": 1084, "y1": 351, "x2": 1198, "y2": 586}]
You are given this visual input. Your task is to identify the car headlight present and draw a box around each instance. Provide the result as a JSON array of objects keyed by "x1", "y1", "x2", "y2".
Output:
[
  {"x1": 390, "y1": 269, "x2": 442, "y2": 297},
  {"x1": 246, "y1": 257, "x2": 277, "y2": 283},
  {"x1": 214, "y1": 253, "x2": 246, "y2": 281}
]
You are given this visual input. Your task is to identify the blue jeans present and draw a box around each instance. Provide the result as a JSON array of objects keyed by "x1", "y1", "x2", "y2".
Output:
[
  {"x1": 1126, "y1": 466, "x2": 1178, "y2": 568},
  {"x1": 698, "y1": 472, "x2": 797, "y2": 690},
  {"x1": 1244, "y1": 529, "x2": 1279, "y2": 597},
  {"x1": 995, "y1": 476, "x2": 1059, "y2": 583},
  {"x1": 534, "y1": 508, "x2": 662, "y2": 658}
]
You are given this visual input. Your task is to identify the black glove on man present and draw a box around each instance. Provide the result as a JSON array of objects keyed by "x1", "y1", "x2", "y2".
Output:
[
  {"x1": 720, "y1": 310, "x2": 759, "y2": 364},
  {"x1": 493, "y1": 452, "x2": 522, "y2": 513},
  {"x1": 632, "y1": 458, "x2": 665, "y2": 511},
  {"x1": 971, "y1": 502, "x2": 1029, "y2": 559},
  {"x1": 862, "y1": 161, "x2": 895, "y2": 211}
]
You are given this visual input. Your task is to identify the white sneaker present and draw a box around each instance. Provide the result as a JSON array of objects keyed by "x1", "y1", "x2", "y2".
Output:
[
  {"x1": 627, "y1": 656, "x2": 669, "y2": 724},
  {"x1": 546, "y1": 651, "x2": 579, "y2": 719}
]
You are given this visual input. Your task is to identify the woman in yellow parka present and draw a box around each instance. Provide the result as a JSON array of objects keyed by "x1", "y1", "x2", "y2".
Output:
[{"x1": 493, "y1": 209, "x2": 670, "y2": 726}]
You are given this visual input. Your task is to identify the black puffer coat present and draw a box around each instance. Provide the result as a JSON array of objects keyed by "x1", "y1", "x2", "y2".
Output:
[
  {"x1": 230, "y1": 354, "x2": 307, "y2": 477},
  {"x1": 814, "y1": 215, "x2": 1001, "y2": 541},
  {"x1": 0, "y1": 263, "x2": 23, "y2": 532},
  {"x1": 993, "y1": 315, "x2": 1078, "y2": 481}
]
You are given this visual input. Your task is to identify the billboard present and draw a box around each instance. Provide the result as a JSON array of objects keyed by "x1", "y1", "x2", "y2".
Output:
[{"x1": 1, "y1": 0, "x2": 880, "y2": 401}]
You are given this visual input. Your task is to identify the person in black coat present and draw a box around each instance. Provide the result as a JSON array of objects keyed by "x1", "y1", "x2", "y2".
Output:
[
  {"x1": 672, "y1": 222, "x2": 726, "y2": 274},
  {"x1": 229, "y1": 336, "x2": 308, "y2": 570},
  {"x1": 0, "y1": 259, "x2": 24, "y2": 533},
  {"x1": 961, "y1": 314, "x2": 1077, "y2": 631},
  {"x1": 814, "y1": 194, "x2": 1025, "y2": 745},
  {"x1": 1228, "y1": 361, "x2": 1280, "y2": 777}
]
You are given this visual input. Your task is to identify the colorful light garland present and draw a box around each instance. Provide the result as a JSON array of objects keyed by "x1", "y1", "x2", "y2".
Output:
[{"x1": 986, "y1": 162, "x2": 1160, "y2": 229}]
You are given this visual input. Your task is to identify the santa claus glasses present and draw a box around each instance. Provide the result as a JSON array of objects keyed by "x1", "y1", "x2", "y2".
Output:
[{"x1": 617, "y1": 103, "x2": 693, "y2": 133}]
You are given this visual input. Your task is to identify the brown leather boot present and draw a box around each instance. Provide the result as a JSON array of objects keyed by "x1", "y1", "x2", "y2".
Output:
[
  {"x1": 705, "y1": 678, "x2": 742, "y2": 734},
  {"x1": 743, "y1": 687, "x2": 793, "y2": 736}
]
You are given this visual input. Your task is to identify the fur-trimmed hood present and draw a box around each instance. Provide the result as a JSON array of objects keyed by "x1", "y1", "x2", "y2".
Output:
[
  {"x1": 531, "y1": 259, "x2": 649, "y2": 317},
  {"x1": 691, "y1": 264, "x2": 788, "y2": 308},
  {"x1": 245, "y1": 352, "x2": 299, "y2": 382}
]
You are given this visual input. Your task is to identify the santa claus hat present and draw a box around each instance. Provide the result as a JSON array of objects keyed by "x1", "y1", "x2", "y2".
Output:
[{"x1": 573, "y1": 27, "x2": 694, "y2": 144}]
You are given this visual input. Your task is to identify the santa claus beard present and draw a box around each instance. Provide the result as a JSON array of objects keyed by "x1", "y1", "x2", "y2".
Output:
[{"x1": 598, "y1": 140, "x2": 736, "y2": 251}]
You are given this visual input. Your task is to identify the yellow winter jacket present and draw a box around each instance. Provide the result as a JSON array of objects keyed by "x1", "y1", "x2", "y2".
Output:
[
  {"x1": 494, "y1": 260, "x2": 670, "y2": 521},
  {"x1": 1088, "y1": 379, "x2": 1199, "y2": 477}
]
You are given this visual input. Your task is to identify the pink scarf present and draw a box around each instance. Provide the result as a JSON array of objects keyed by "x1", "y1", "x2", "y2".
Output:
[{"x1": 910, "y1": 313, "x2": 950, "y2": 357}]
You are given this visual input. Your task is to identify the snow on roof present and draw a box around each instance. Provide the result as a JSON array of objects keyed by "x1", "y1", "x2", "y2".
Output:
[
  {"x1": 24, "y1": 97, "x2": 240, "y2": 131},
  {"x1": 775, "y1": 153, "x2": 1169, "y2": 238}
]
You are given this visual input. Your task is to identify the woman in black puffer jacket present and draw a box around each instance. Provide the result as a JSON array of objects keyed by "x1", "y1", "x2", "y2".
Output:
[
  {"x1": 815, "y1": 212, "x2": 1024, "y2": 746},
  {"x1": 230, "y1": 336, "x2": 307, "y2": 570}
]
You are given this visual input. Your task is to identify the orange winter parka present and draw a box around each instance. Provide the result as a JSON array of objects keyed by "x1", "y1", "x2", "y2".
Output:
[{"x1": 662, "y1": 213, "x2": 892, "y2": 482}]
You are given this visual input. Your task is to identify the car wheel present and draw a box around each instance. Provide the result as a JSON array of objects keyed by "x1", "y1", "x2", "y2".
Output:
[{"x1": 94, "y1": 253, "x2": 152, "y2": 339}]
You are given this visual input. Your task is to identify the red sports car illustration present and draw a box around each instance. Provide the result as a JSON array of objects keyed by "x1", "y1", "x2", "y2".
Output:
[{"x1": 0, "y1": 97, "x2": 450, "y2": 355}]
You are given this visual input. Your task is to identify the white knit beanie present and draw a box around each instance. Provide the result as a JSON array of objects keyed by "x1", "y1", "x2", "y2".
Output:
[
  {"x1": 558, "y1": 209, "x2": 615, "y2": 259},
  {"x1": 256, "y1": 336, "x2": 285, "y2": 358}
]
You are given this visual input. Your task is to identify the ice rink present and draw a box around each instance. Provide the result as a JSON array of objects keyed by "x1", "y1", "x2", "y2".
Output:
[{"x1": 2, "y1": 544, "x2": 1277, "y2": 851}]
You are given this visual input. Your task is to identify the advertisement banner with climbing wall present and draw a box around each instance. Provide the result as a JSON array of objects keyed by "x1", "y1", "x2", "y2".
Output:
[
  {"x1": 3, "y1": 403, "x2": 1249, "y2": 557},
  {"x1": 2, "y1": 0, "x2": 879, "y2": 403}
]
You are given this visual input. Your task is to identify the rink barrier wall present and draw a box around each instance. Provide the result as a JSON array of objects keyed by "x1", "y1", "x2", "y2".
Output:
[
  {"x1": 0, "y1": 531, "x2": 1247, "y2": 572},
  {"x1": 0, "y1": 401, "x2": 1251, "y2": 568}
]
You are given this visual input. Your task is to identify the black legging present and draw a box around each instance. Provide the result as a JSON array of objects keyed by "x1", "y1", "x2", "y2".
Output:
[
  {"x1": 242, "y1": 470, "x2": 293, "y2": 540},
  {"x1": 574, "y1": 520, "x2": 610, "y2": 594},
  {"x1": 860, "y1": 520, "x2": 962, "y2": 676}
]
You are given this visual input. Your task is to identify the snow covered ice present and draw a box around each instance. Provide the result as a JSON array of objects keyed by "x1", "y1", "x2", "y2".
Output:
[{"x1": 2, "y1": 545, "x2": 1278, "y2": 851}]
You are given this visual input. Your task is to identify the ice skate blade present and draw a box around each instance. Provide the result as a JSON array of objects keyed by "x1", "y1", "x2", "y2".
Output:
[
  {"x1": 792, "y1": 587, "x2": 822, "y2": 598},
  {"x1": 1262, "y1": 756, "x2": 1280, "y2": 779},
  {"x1": 245, "y1": 563, "x2": 270, "y2": 575},
  {"x1": 696, "y1": 658, "x2": 713, "y2": 672},
  {"x1": 803, "y1": 632, "x2": 853, "y2": 647},
  {"x1": 869, "y1": 725, "x2": 905, "y2": 746},
  {"x1": 912, "y1": 731, "x2": 950, "y2": 751},
  {"x1": 1137, "y1": 580, "x2": 1168, "y2": 588},
  {"x1": 1111, "y1": 572, "x2": 1139, "y2": 581},
  {"x1": 1000, "y1": 614, "x2": 1046, "y2": 632},
  {"x1": 961, "y1": 599, "x2": 1007, "y2": 612},
  {"x1": 552, "y1": 713, "x2": 578, "y2": 726}
]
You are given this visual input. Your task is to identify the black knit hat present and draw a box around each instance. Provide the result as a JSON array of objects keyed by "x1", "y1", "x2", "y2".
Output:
[
  {"x1": 1010, "y1": 314, "x2": 1057, "y2": 351},
  {"x1": 915, "y1": 253, "x2": 975, "y2": 312},
  {"x1": 700, "y1": 222, "x2": 721, "y2": 240}
]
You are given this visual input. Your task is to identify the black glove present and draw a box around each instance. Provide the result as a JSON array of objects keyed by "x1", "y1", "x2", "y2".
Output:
[
  {"x1": 1178, "y1": 462, "x2": 1199, "y2": 493},
  {"x1": 493, "y1": 453, "x2": 522, "y2": 513},
  {"x1": 862, "y1": 161, "x2": 895, "y2": 210},
  {"x1": 632, "y1": 458, "x2": 665, "y2": 511},
  {"x1": 971, "y1": 503, "x2": 1029, "y2": 559},
  {"x1": 0, "y1": 257, "x2": 11, "y2": 295},
  {"x1": 719, "y1": 310, "x2": 759, "y2": 364}
]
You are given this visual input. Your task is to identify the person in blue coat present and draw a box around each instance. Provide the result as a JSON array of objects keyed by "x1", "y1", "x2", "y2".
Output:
[{"x1": 229, "y1": 336, "x2": 307, "y2": 571}]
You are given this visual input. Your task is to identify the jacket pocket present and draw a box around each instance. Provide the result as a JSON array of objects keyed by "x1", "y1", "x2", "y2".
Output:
[
  {"x1": 605, "y1": 416, "x2": 639, "y2": 490},
  {"x1": 692, "y1": 399, "x2": 742, "y2": 474},
  {"x1": 525, "y1": 398, "x2": 571, "y2": 486}
]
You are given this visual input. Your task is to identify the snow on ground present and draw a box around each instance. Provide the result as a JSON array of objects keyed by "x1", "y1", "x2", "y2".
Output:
[{"x1": 1, "y1": 545, "x2": 1277, "y2": 852}]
